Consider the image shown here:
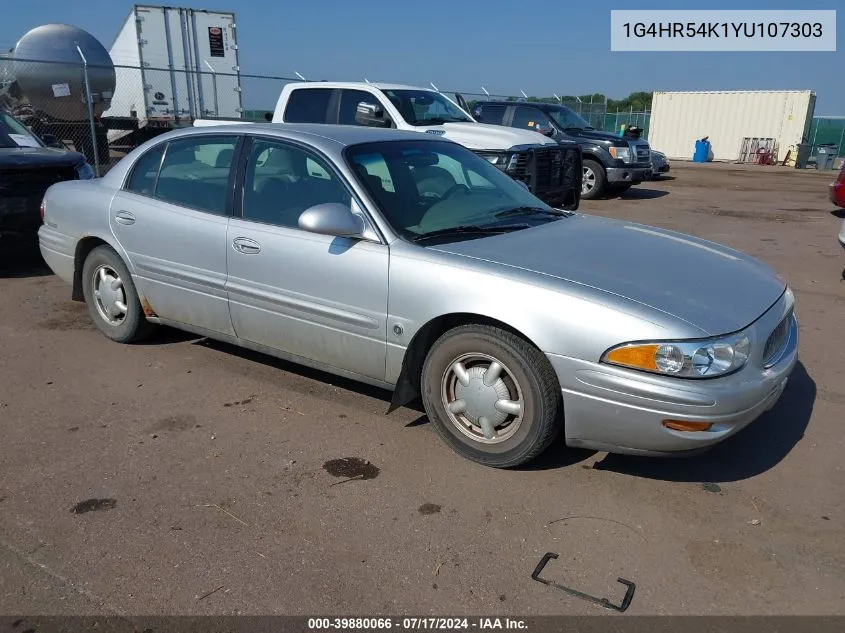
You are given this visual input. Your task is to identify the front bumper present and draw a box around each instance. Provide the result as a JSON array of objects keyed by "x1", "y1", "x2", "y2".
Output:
[
  {"x1": 0, "y1": 194, "x2": 44, "y2": 236},
  {"x1": 547, "y1": 293, "x2": 798, "y2": 456},
  {"x1": 606, "y1": 166, "x2": 650, "y2": 185},
  {"x1": 830, "y1": 182, "x2": 845, "y2": 208}
]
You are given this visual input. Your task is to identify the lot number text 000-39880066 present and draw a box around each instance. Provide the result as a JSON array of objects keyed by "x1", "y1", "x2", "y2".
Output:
[{"x1": 610, "y1": 10, "x2": 837, "y2": 52}]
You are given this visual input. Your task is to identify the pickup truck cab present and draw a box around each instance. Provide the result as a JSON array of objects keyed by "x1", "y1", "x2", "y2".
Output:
[
  {"x1": 471, "y1": 101, "x2": 652, "y2": 200},
  {"x1": 196, "y1": 82, "x2": 581, "y2": 209}
]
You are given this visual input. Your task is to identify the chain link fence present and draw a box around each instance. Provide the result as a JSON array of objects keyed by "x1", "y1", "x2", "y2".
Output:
[{"x1": 5, "y1": 57, "x2": 841, "y2": 173}]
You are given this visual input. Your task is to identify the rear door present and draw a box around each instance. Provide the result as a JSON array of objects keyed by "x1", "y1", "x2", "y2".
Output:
[
  {"x1": 110, "y1": 133, "x2": 241, "y2": 335},
  {"x1": 281, "y1": 88, "x2": 336, "y2": 123}
]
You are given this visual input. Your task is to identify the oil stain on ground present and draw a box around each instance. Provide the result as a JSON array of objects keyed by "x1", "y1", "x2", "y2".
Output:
[
  {"x1": 70, "y1": 498, "x2": 117, "y2": 514},
  {"x1": 147, "y1": 414, "x2": 197, "y2": 434},
  {"x1": 40, "y1": 303, "x2": 95, "y2": 331},
  {"x1": 418, "y1": 503, "x2": 441, "y2": 515},
  {"x1": 323, "y1": 457, "x2": 380, "y2": 481}
]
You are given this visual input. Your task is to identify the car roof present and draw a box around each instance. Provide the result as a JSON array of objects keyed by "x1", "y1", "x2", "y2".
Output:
[
  {"x1": 286, "y1": 81, "x2": 432, "y2": 92},
  {"x1": 181, "y1": 122, "x2": 433, "y2": 146},
  {"x1": 477, "y1": 101, "x2": 568, "y2": 110}
]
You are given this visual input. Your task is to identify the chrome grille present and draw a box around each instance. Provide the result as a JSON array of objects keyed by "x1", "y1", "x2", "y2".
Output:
[
  {"x1": 762, "y1": 309, "x2": 793, "y2": 367},
  {"x1": 633, "y1": 143, "x2": 651, "y2": 163}
]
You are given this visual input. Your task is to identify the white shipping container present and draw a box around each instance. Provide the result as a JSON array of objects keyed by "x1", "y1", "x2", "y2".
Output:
[
  {"x1": 104, "y1": 4, "x2": 242, "y2": 126},
  {"x1": 648, "y1": 90, "x2": 816, "y2": 163}
]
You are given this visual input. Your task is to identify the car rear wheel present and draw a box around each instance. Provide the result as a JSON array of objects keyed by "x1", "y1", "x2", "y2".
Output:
[
  {"x1": 421, "y1": 324, "x2": 562, "y2": 468},
  {"x1": 82, "y1": 245, "x2": 154, "y2": 343},
  {"x1": 581, "y1": 159, "x2": 607, "y2": 200}
]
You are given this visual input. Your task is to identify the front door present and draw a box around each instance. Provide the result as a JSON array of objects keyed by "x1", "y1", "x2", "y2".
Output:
[
  {"x1": 110, "y1": 134, "x2": 239, "y2": 335},
  {"x1": 225, "y1": 136, "x2": 389, "y2": 381}
]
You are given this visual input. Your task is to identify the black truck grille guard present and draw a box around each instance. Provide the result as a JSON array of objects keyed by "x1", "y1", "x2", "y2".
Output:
[{"x1": 474, "y1": 145, "x2": 582, "y2": 211}]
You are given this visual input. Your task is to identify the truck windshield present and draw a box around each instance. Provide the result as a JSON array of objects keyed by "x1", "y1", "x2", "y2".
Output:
[
  {"x1": 0, "y1": 111, "x2": 44, "y2": 148},
  {"x1": 547, "y1": 106, "x2": 594, "y2": 131},
  {"x1": 380, "y1": 89, "x2": 474, "y2": 126},
  {"x1": 346, "y1": 139, "x2": 566, "y2": 245}
]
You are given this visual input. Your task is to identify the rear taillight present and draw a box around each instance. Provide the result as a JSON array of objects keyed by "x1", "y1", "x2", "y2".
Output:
[{"x1": 40, "y1": 199, "x2": 46, "y2": 221}]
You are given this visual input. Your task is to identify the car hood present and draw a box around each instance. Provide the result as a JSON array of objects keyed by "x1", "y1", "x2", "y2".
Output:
[
  {"x1": 0, "y1": 147, "x2": 85, "y2": 168},
  {"x1": 431, "y1": 214, "x2": 785, "y2": 336},
  {"x1": 417, "y1": 121, "x2": 557, "y2": 151}
]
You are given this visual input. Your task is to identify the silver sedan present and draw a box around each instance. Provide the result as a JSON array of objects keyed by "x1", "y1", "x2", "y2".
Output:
[{"x1": 38, "y1": 123, "x2": 798, "y2": 467}]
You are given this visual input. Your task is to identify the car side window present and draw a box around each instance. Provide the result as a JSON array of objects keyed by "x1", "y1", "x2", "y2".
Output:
[
  {"x1": 153, "y1": 135, "x2": 238, "y2": 215},
  {"x1": 243, "y1": 139, "x2": 351, "y2": 229},
  {"x1": 512, "y1": 106, "x2": 551, "y2": 132},
  {"x1": 283, "y1": 88, "x2": 333, "y2": 123},
  {"x1": 125, "y1": 144, "x2": 165, "y2": 196},
  {"x1": 339, "y1": 89, "x2": 379, "y2": 125},
  {"x1": 476, "y1": 104, "x2": 506, "y2": 126}
]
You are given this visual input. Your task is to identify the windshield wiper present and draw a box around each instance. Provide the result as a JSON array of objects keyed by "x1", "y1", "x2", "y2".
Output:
[
  {"x1": 494, "y1": 206, "x2": 567, "y2": 218},
  {"x1": 411, "y1": 223, "x2": 530, "y2": 244}
]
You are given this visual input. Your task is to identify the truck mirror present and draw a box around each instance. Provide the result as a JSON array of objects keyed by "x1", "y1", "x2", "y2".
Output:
[
  {"x1": 535, "y1": 122, "x2": 554, "y2": 137},
  {"x1": 355, "y1": 102, "x2": 390, "y2": 128}
]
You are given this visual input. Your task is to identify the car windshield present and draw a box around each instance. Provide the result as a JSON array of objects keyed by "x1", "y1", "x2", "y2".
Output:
[
  {"x1": 547, "y1": 106, "x2": 593, "y2": 131},
  {"x1": 0, "y1": 111, "x2": 44, "y2": 148},
  {"x1": 380, "y1": 89, "x2": 474, "y2": 126},
  {"x1": 346, "y1": 139, "x2": 567, "y2": 244}
]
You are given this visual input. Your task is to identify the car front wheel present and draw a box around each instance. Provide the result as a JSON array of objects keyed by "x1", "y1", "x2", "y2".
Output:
[{"x1": 421, "y1": 324, "x2": 562, "y2": 468}]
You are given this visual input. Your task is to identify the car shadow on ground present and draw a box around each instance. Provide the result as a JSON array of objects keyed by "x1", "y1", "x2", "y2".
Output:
[
  {"x1": 191, "y1": 337, "x2": 399, "y2": 406},
  {"x1": 590, "y1": 361, "x2": 815, "y2": 483},
  {"x1": 609, "y1": 188, "x2": 670, "y2": 201},
  {"x1": 830, "y1": 208, "x2": 845, "y2": 219},
  {"x1": 0, "y1": 238, "x2": 53, "y2": 279}
]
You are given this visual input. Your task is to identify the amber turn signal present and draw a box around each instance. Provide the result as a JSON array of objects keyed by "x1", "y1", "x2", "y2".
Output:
[{"x1": 662, "y1": 420, "x2": 713, "y2": 432}]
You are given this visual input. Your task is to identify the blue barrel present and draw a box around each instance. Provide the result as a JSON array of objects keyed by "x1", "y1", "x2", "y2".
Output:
[{"x1": 693, "y1": 139, "x2": 711, "y2": 162}]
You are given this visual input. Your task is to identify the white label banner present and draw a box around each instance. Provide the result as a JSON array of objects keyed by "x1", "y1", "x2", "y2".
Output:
[{"x1": 610, "y1": 10, "x2": 836, "y2": 52}]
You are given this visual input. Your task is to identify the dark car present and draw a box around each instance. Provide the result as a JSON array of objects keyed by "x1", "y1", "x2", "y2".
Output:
[
  {"x1": 468, "y1": 100, "x2": 652, "y2": 200},
  {"x1": 1, "y1": 109, "x2": 95, "y2": 240}
]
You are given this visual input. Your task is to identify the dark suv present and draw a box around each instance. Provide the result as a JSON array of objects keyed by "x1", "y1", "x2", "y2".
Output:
[
  {"x1": 469, "y1": 101, "x2": 652, "y2": 200},
  {"x1": 1, "y1": 109, "x2": 94, "y2": 240}
]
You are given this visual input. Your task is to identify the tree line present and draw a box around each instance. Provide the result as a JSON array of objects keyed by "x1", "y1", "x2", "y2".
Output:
[{"x1": 497, "y1": 91, "x2": 653, "y2": 111}]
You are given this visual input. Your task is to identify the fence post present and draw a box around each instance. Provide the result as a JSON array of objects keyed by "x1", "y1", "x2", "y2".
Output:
[
  {"x1": 838, "y1": 123, "x2": 845, "y2": 159},
  {"x1": 75, "y1": 44, "x2": 100, "y2": 177}
]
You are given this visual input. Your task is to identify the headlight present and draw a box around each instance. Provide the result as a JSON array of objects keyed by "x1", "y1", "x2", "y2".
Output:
[
  {"x1": 482, "y1": 152, "x2": 520, "y2": 173},
  {"x1": 608, "y1": 146, "x2": 633, "y2": 163},
  {"x1": 602, "y1": 331, "x2": 751, "y2": 379},
  {"x1": 76, "y1": 163, "x2": 96, "y2": 180}
]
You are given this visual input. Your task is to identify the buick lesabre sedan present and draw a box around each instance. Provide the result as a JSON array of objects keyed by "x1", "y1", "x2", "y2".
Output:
[{"x1": 38, "y1": 124, "x2": 798, "y2": 467}]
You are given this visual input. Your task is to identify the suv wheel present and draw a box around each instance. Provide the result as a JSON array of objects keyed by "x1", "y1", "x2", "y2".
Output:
[{"x1": 581, "y1": 159, "x2": 607, "y2": 200}]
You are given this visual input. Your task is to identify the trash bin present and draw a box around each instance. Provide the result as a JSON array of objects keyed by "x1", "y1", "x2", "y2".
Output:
[
  {"x1": 794, "y1": 143, "x2": 812, "y2": 169},
  {"x1": 816, "y1": 144, "x2": 838, "y2": 171},
  {"x1": 693, "y1": 138, "x2": 712, "y2": 163}
]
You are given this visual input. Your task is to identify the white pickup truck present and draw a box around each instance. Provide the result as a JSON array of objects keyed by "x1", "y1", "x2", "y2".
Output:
[{"x1": 195, "y1": 82, "x2": 581, "y2": 209}]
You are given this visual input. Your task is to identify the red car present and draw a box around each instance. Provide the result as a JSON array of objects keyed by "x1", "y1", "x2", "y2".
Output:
[{"x1": 831, "y1": 163, "x2": 845, "y2": 208}]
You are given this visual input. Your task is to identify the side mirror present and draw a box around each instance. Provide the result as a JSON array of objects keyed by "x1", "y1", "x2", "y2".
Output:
[
  {"x1": 355, "y1": 102, "x2": 390, "y2": 128},
  {"x1": 298, "y1": 202, "x2": 366, "y2": 238},
  {"x1": 41, "y1": 133, "x2": 59, "y2": 147},
  {"x1": 535, "y1": 122, "x2": 554, "y2": 137}
]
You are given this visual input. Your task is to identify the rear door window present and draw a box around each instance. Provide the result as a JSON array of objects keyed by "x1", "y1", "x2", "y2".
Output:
[
  {"x1": 283, "y1": 88, "x2": 333, "y2": 123},
  {"x1": 125, "y1": 144, "x2": 165, "y2": 196}
]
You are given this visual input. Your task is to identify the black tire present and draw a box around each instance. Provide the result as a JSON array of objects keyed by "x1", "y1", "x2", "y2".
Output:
[
  {"x1": 581, "y1": 159, "x2": 607, "y2": 200},
  {"x1": 421, "y1": 324, "x2": 562, "y2": 468},
  {"x1": 81, "y1": 245, "x2": 154, "y2": 343}
]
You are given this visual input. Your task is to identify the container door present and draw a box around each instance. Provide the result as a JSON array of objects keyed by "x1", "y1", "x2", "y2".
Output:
[
  {"x1": 187, "y1": 11, "x2": 241, "y2": 119},
  {"x1": 135, "y1": 6, "x2": 194, "y2": 120}
]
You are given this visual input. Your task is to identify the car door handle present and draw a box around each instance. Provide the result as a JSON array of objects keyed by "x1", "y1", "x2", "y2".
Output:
[
  {"x1": 115, "y1": 211, "x2": 135, "y2": 225},
  {"x1": 232, "y1": 237, "x2": 261, "y2": 254}
]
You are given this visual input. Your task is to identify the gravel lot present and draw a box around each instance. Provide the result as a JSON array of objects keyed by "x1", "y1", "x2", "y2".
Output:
[{"x1": 1, "y1": 162, "x2": 843, "y2": 617}]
